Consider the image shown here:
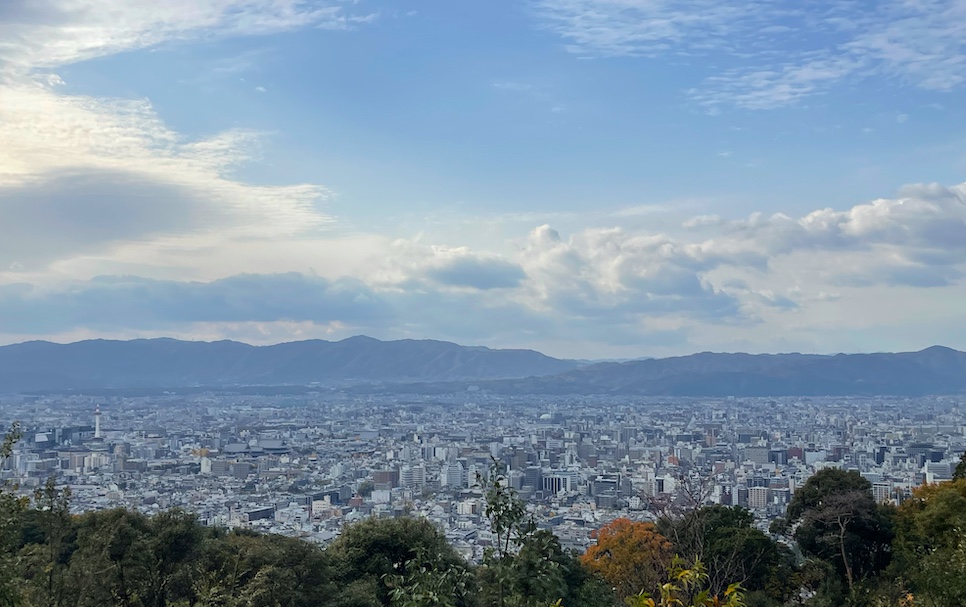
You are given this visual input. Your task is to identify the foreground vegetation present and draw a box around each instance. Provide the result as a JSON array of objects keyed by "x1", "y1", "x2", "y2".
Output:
[{"x1": 2, "y1": 425, "x2": 965, "y2": 607}]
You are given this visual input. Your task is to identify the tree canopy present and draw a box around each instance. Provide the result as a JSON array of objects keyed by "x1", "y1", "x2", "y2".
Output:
[
  {"x1": 890, "y1": 478, "x2": 966, "y2": 606},
  {"x1": 581, "y1": 519, "x2": 672, "y2": 601}
]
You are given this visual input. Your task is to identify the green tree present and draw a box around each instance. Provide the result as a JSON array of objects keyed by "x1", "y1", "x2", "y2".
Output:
[
  {"x1": 19, "y1": 476, "x2": 74, "y2": 607},
  {"x1": 658, "y1": 506, "x2": 794, "y2": 603},
  {"x1": 503, "y1": 529, "x2": 568, "y2": 607},
  {"x1": 0, "y1": 423, "x2": 28, "y2": 607},
  {"x1": 624, "y1": 558, "x2": 745, "y2": 607},
  {"x1": 786, "y1": 469, "x2": 873, "y2": 521},
  {"x1": 787, "y1": 470, "x2": 893, "y2": 600},
  {"x1": 67, "y1": 509, "x2": 153, "y2": 607},
  {"x1": 553, "y1": 549, "x2": 612, "y2": 607},
  {"x1": 144, "y1": 509, "x2": 204, "y2": 607},
  {"x1": 890, "y1": 478, "x2": 966, "y2": 606},
  {"x1": 328, "y1": 517, "x2": 469, "y2": 607},
  {"x1": 193, "y1": 529, "x2": 335, "y2": 607},
  {"x1": 384, "y1": 546, "x2": 474, "y2": 607},
  {"x1": 476, "y1": 460, "x2": 569, "y2": 607},
  {"x1": 953, "y1": 452, "x2": 966, "y2": 481}
]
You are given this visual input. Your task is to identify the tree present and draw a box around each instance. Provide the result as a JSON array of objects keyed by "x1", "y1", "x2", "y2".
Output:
[
  {"x1": 502, "y1": 529, "x2": 568, "y2": 607},
  {"x1": 891, "y1": 478, "x2": 966, "y2": 606},
  {"x1": 658, "y1": 506, "x2": 794, "y2": 603},
  {"x1": 329, "y1": 517, "x2": 470, "y2": 607},
  {"x1": 581, "y1": 519, "x2": 673, "y2": 602},
  {"x1": 193, "y1": 529, "x2": 336, "y2": 607},
  {"x1": 0, "y1": 423, "x2": 28, "y2": 607},
  {"x1": 19, "y1": 476, "x2": 74, "y2": 607},
  {"x1": 477, "y1": 459, "x2": 576, "y2": 607},
  {"x1": 624, "y1": 559, "x2": 745, "y2": 607},
  {"x1": 787, "y1": 470, "x2": 893, "y2": 600},
  {"x1": 384, "y1": 546, "x2": 474, "y2": 607},
  {"x1": 953, "y1": 452, "x2": 966, "y2": 481},
  {"x1": 787, "y1": 469, "x2": 873, "y2": 522},
  {"x1": 67, "y1": 509, "x2": 153, "y2": 607},
  {"x1": 803, "y1": 491, "x2": 866, "y2": 591},
  {"x1": 145, "y1": 509, "x2": 204, "y2": 607},
  {"x1": 553, "y1": 549, "x2": 613, "y2": 607}
]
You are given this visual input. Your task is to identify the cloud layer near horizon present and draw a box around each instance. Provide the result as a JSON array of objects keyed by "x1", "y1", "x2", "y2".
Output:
[
  {"x1": 2, "y1": 179, "x2": 966, "y2": 356},
  {"x1": 2, "y1": 0, "x2": 966, "y2": 357}
]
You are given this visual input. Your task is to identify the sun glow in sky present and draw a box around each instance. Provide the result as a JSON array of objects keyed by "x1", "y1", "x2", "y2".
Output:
[{"x1": 2, "y1": 0, "x2": 966, "y2": 358}]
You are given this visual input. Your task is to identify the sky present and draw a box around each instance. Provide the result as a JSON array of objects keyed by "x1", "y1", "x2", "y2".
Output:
[{"x1": 1, "y1": 0, "x2": 966, "y2": 359}]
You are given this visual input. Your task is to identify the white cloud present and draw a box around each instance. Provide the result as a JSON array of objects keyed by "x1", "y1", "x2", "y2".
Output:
[
  {"x1": 0, "y1": 0, "x2": 357, "y2": 75},
  {"x1": 0, "y1": 82, "x2": 331, "y2": 269},
  {"x1": 682, "y1": 214, "x2": 724, "y2": 229},
  {"x1": 610, "y1": 204, "x2": 670, "y2": 218},
  {"x1": 0, "y1": 1, "x2": 350, "y2": 271},
  {"x1": 722, "y1": 182, "x2": 966, "y2": 258},
  {"x1": 515, "y1": 224, "x2": 744, "y2": 321},
  {"x1": 2, "y1": 179, "x2": 966, "y2": 356},
  {"x1": 371, "y1": 239, "x2": 528, "y2": 291}
]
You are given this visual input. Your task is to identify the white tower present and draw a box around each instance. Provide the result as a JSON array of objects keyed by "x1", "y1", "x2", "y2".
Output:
[{"x1": 94, "y1": 404, "x2": 102, "y2": 439}]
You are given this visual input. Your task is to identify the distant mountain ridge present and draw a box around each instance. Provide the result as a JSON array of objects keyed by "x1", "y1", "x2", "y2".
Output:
[
  {"x1": 1, "y1": 338, "x2": 964, "y2": 396},
  {"x1": 0, "y1": 336, "x2": 579, "y2": 393},
  {"x1": 384, "y1": 345, "x2": 966, "y2": 397}
]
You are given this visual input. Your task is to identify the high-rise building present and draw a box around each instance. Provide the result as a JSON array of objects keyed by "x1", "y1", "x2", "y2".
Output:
[
  {"x1": 524, "y1": 466, "x2": 543, "y2": 492},
  {"x1": 441, "y1": 461, "x2": 465, "y2": 488},
  {"x1": 400, "y1": 464, "x2": 426, "y2": 489},
  {"x1": 748, "y1": 486, "x2": 770, "y2": 510}
]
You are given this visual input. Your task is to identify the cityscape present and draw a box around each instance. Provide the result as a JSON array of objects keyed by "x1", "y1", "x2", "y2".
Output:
[
  {"x1": 4, "y1": 390, "x2": 963, "y2": 561},
  {"x1": 4, "y1": 0, "x2": 966, "y2": 604}
]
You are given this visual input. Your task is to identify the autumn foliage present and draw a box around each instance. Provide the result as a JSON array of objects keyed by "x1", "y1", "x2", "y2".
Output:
[{"x1": 581, "y1": 518, "x2": 674, "y2": 601}]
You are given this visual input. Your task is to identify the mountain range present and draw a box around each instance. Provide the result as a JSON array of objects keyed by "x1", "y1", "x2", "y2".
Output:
[
  {"x1": 387, "y1": 346, "x2": 966, "y2": 397},
  {"x1": 0, "y1": 336, "x2": 578, "y2": 393},
  {"x1": 0, "y1": 337, "x2": 964, "y2": 396}
]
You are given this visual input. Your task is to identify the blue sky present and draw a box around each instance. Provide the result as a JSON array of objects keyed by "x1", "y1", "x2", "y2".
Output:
[{"x1": 1, "y1": 0, "x2": 966, "y2": 358}]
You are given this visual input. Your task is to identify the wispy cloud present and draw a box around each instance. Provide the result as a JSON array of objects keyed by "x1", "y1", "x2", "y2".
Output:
[
  {"x1": 690, "y1": 56, "x2": 862, "y2": 110},
  {"x1": 531, "y1": 0, "x2": 761, "y2": 58},
  {"x1": 492, "y1": 81, "x2": 534, "y2": 92},
  {"x1": 0, "y1": 0, "x2": 363, "y2": 74},
  {"x1": 531, "y1": 0, "x2": 966, "y2": 109}
]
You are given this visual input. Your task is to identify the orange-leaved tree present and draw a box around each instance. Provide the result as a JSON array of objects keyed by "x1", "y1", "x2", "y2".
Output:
[{"x1": 581, "y1": 518, "x2": 674, "y2": 601}]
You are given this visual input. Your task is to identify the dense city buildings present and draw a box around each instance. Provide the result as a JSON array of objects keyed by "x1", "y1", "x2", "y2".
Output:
[{"x1": 2, "y1": 392, "x2": 964, "y2": 560}]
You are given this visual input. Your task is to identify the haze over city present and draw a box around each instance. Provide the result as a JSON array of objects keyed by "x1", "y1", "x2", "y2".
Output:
[{"x1": 2, "y1": 0, "x2": 965, "y2": 359}]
